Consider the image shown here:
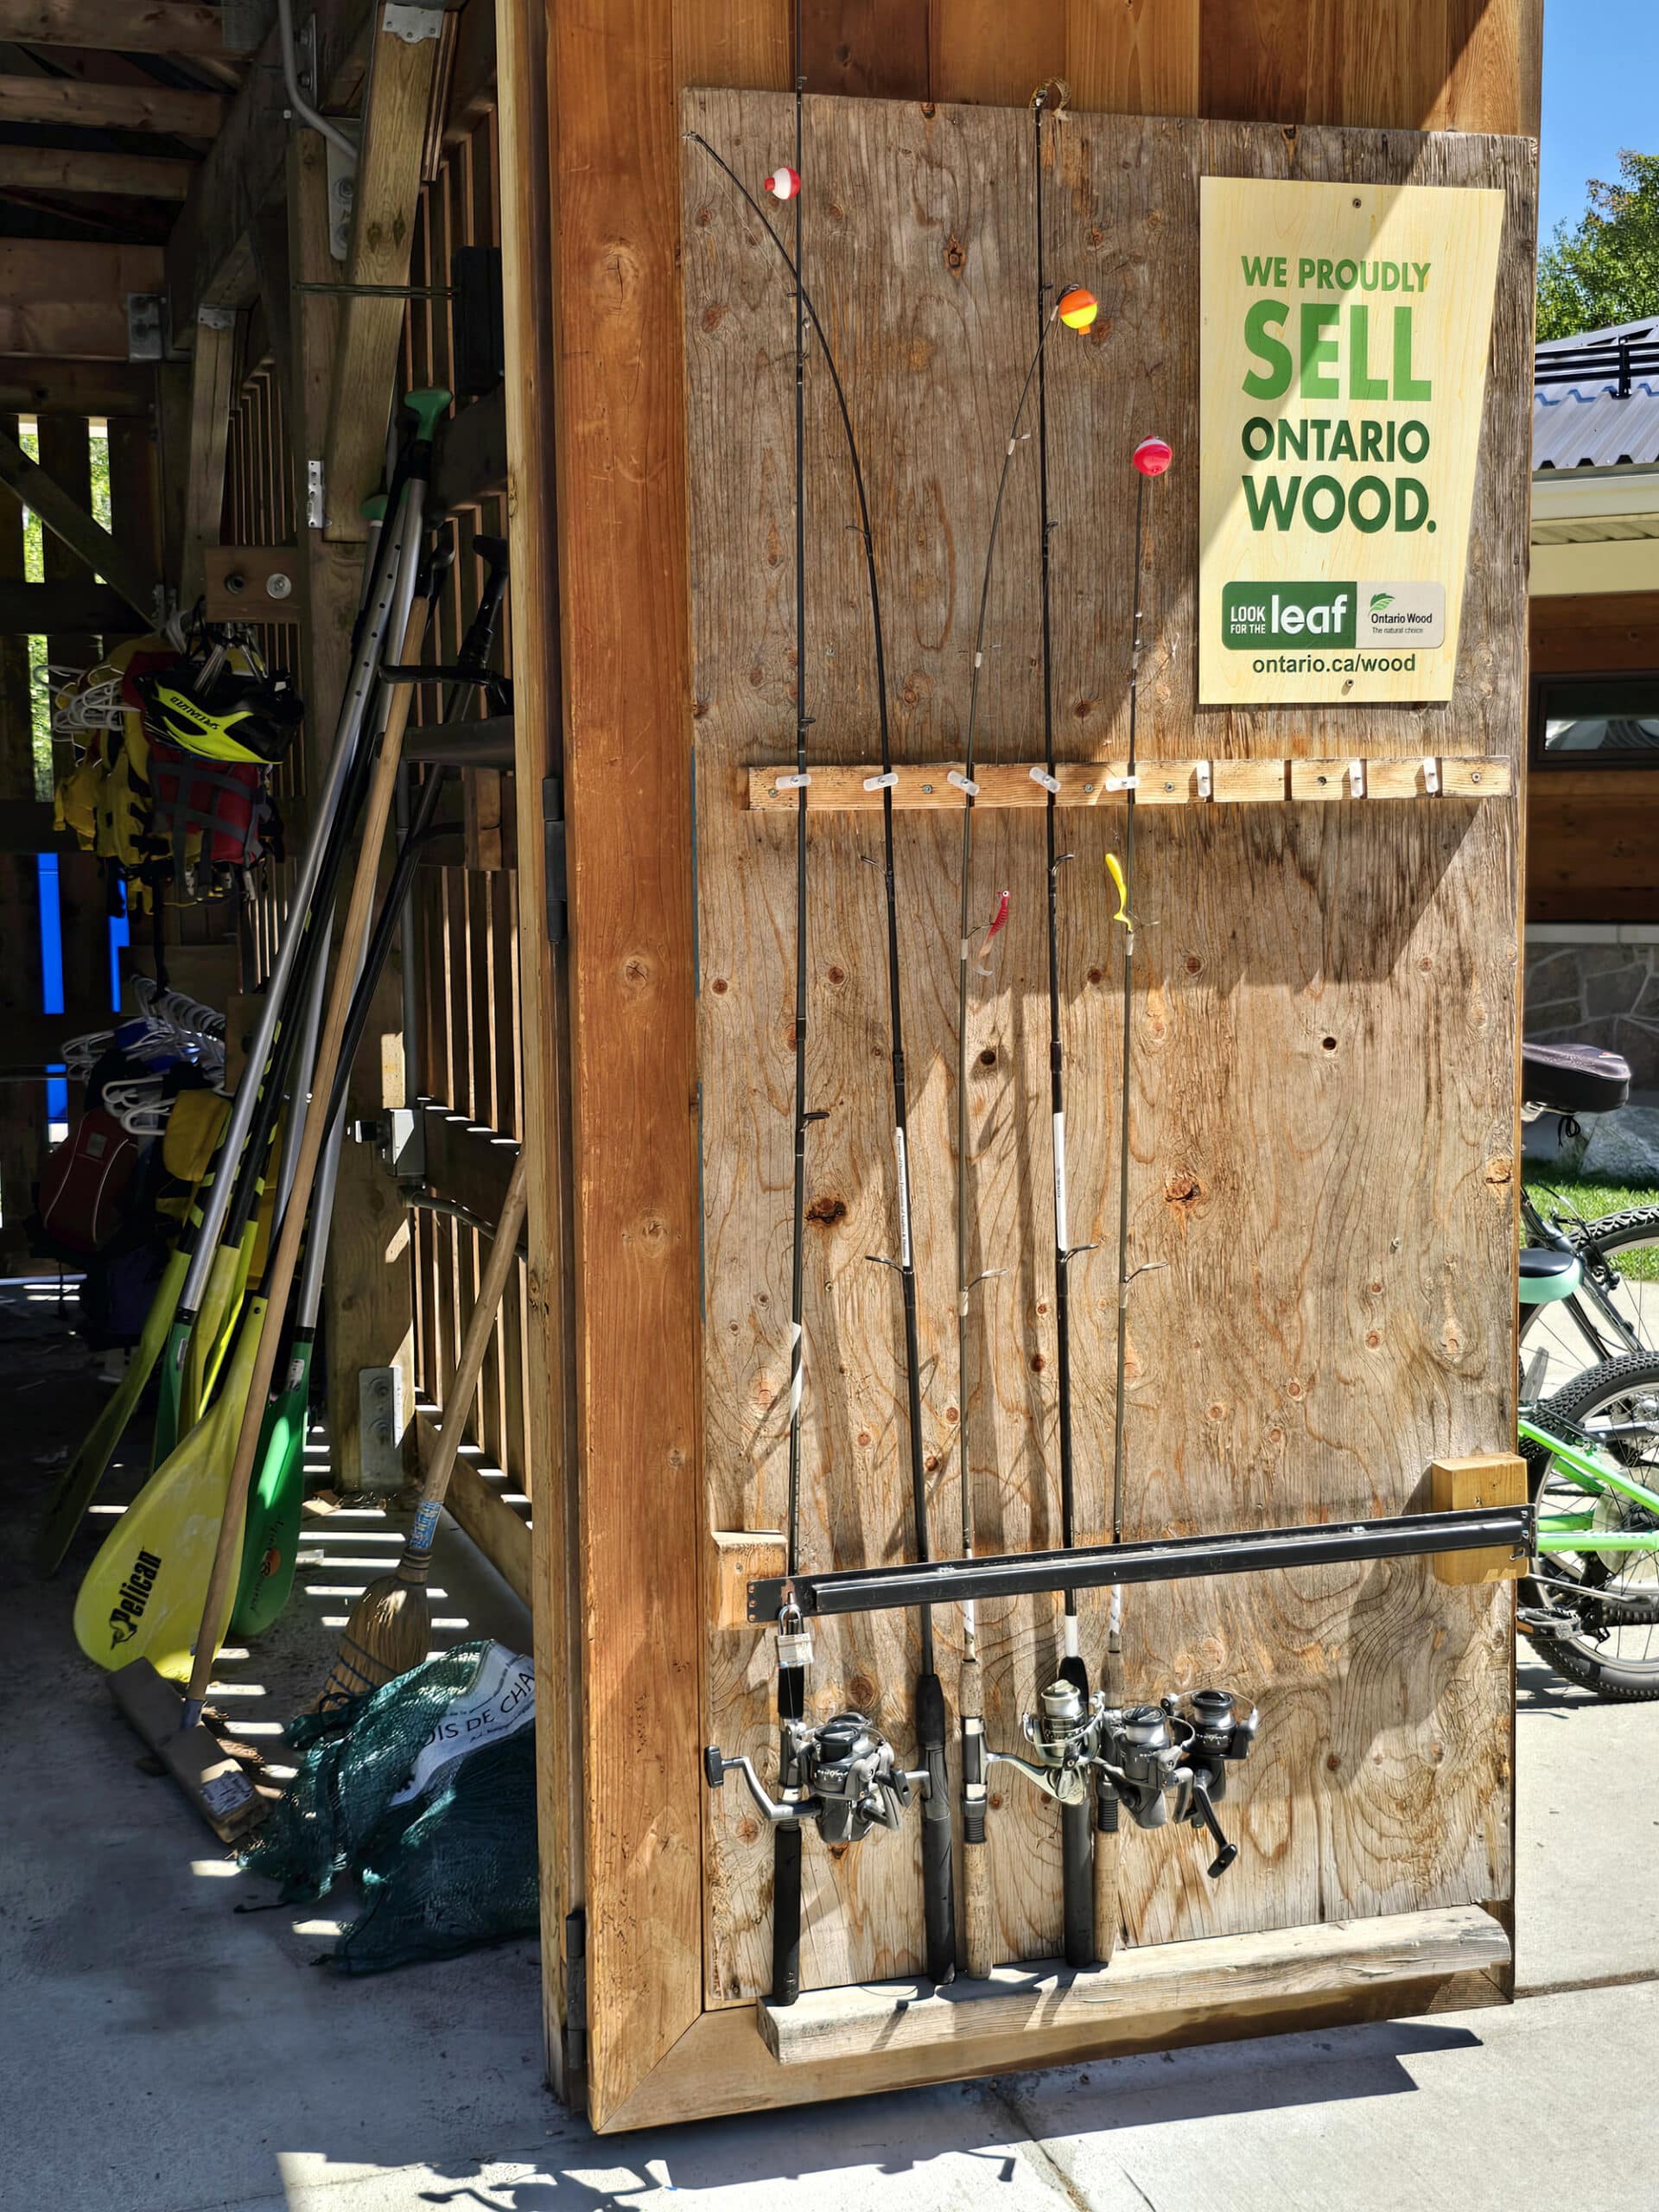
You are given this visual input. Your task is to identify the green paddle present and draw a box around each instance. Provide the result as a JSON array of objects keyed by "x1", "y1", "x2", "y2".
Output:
[{"x1": 230, "y1": 1114, "x2": 344, "y2": 1637}]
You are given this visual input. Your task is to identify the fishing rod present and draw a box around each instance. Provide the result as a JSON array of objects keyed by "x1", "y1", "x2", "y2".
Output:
[
  {"x1": 771, "y1": 4, "x2": 815, "y2": 2015},
  {"x1": 1032, "y1": 85, "x2": 1095, "y2": 1971},
  {"x1": 688, "y1": 119, "x2": 955, "y2": 1990},
  {"x1": 1106, "y1": 436, "x2": 1171, "y2": 1553},
  {"x1": 954, "y1": 267, "x2": 1096, "y2": 1980},
  {"x1": 1097, "y1": 431, "x2": 1174, "y2": 1954}
]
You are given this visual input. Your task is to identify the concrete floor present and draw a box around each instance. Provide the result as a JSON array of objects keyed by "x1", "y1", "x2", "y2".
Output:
[{"x1": 6, "y1": 1279, "x2": 1659, "y2": 2212}]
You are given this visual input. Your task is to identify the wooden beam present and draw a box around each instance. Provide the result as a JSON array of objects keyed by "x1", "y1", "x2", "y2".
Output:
[
  {"x1": 0, "y1": 580, "x2": 137, "y2": 634},
  {"x1": 168, "y1": 0, "x2": 378, "y2": 321},
  {"x1": 177, "y1": 313, "x2": 237, "y2": 607},
  {"x1": 322, "y1": 16, "x2": 442, "y2": 538},
  {"x1": 0, "y1": 145, "x2": 194, "y2": 200},
  {"x1": 0, "y1": 73, "x2": 225, "y2": 136},
  {"x1": 603, "y1": 1929, "x2": 1508, "y2": 2133},
  {"x1": 0, "y1": 1, "x2": 242, "y2": 53},
  {"x1": 0, "y1": 238, "x2": 165, "y2": 359},
  {"x1": 0, "y1": 421, "x2": 157, "y2": 622},
  {"x1": 0, "y1": 361, "x2": 156, "y2": 416},
  {"x1": 497, "y1": 0, "x2": 582, "y2": 2106},
  {"x1": 759, "y1": 1906, "x2": 1511, "y2": 2064}
]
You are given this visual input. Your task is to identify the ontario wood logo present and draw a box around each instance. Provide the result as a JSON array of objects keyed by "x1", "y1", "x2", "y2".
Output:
[
  {"x1": 1199, "y1": 175, "x2": 1504, "y2": 705},
  {"x1": 108, "y1": 1547, "x2": 162, "y2": 1645}
]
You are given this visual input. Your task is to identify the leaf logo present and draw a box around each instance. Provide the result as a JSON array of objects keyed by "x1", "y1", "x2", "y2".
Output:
[{"x1": 1370, "y1": 592, "x2": 1395, "y2": 612}]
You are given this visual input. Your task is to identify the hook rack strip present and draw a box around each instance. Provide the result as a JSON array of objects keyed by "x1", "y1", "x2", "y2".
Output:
[{"x1": 745, "y1": 755, "x2": 1510, "y2": 810}]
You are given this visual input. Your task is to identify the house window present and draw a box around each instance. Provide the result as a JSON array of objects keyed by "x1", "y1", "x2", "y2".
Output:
[{"x1": 1532, "y1": 673, "x2": 1659, "y2": 766}]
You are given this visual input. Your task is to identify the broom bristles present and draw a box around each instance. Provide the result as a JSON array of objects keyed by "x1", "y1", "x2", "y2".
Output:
[{"x1": 315, "y1": 1565, "x2": 431, "y2": 1713}]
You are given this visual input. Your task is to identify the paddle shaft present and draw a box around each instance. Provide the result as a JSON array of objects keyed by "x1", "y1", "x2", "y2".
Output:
[
  {"x1": 175, "y1": 479, "x2": 416, "y2": 1316},
  {"x1": 181, "y1": 577, "x2": 430, "y2": 1723}
]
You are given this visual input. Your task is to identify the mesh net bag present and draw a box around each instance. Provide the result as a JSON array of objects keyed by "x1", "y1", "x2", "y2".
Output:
[{"x1": 242, "y1": 1640, "x2": 539, "y2": 1973}]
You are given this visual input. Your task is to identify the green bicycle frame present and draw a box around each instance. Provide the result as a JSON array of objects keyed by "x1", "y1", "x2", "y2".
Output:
[{"x1": 1521, "y1": 1414, "x2": 1659, "y2": 1556}]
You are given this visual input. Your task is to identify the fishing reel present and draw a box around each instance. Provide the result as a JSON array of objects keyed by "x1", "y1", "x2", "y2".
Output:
[
  {"x1": 1096, "y1": 1690, "x2": 1258, "y2": 1878},
  {"x1": 989, "y1": 1678, "x2": 1257, "y2": 1878},
  {"x1": 704, "y1": 1710, "x2": 925, "y2": 1846},
  {"x1": 986, "y1": 1676, "x2": 1103, "y2": 1807}
]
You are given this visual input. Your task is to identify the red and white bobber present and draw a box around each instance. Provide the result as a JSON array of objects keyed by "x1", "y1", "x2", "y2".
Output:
[
  {"x1": 764, "y1": 164, "x2": 802, "y2": 201},
  {"x1": 1132, "y1": 436, "x2": 1173, "y2": 478}
]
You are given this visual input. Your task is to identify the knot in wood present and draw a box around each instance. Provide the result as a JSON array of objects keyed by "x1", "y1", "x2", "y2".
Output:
[
  {"x1": 943, "y1": 235, "x2": 966, "y2": 274},
  {"x1": 1165, "y1": 1173, "x2": 1200, "y2": 1207},
  {"x1": 701, "y1": 302, "x2": 728, "y2": 333},
  {"x1": 805, "y1": 1194, "x2": 847, "y2": 1228}
]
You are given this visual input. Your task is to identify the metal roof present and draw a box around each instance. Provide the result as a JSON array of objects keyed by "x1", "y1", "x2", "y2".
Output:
[{"x1": 1535, "y1": 319, "x2": 1659, "y2": 471}]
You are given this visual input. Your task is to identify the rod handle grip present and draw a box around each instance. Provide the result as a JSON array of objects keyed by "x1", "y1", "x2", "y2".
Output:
[
  {"x1": 771, "y1": 1822, "x2": 802, "y2": 2006},
  {"x1": 1092, "y1": 1796, "x2": 1120, "y2": 1968},
  {"x1": 1061, "y1": 1795, "x2": 1095, "y2": 1968},
  {"x1": 963, "y1": 1834, "x2": 996, "y2": 1981}
]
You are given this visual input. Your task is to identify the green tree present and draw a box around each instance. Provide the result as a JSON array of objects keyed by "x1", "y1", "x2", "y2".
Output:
[{"x1": 1538, "y1": 149, "x2": 1659, "y2": 340}]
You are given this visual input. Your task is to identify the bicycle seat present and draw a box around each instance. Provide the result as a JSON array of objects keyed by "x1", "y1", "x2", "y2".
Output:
[
  {"x1": 1519, "y1": 1247, "x2": 1582, "y2": 1306},
  {"x1": 1522, "y1": 1039, "x2": 1630, "y2": 1118}
]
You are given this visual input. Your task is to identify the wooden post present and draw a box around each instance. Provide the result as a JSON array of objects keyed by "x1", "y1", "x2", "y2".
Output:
[
  {"x1": 496, "y1": 0, "x2": 583, "y2": 2101},
  {"x1": 178, "y1": 313, "x2": 238, "y2": 612},
  {"x1": 321, "y1": 14, "x2": 442, "y2": 542}
]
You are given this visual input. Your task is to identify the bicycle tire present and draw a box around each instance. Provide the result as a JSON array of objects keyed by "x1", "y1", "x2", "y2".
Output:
[
  {"x1": 1519, "y1": 1202, "x2": 1659, "y2": 1359},
  {"x1": 1523, "y1": 1351, "x2": 1659, "y2": 1701}
]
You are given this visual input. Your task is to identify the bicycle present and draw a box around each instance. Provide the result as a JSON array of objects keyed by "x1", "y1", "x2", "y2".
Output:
[
  {"x1": 1521, "y1": 1039, "x2": 1659, "y2": 1388},
  {"x1": 1519, "y1": 1042, "x2": 1659, "y2": 1697}
]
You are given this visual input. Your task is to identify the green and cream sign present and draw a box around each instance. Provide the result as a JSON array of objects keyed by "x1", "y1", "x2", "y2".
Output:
[{"x1": 1198, "y1": 175, "x2": 1504, "y2": 705}]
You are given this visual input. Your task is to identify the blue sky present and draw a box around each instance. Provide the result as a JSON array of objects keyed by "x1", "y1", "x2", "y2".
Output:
[{"x1": 1540, "y1": 0, "x2": 1657, "y2": 242}]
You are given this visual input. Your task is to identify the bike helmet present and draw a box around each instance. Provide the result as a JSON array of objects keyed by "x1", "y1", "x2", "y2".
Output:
[{"x1": 136, "y1": 653, "x2": 304, "y2": 766}]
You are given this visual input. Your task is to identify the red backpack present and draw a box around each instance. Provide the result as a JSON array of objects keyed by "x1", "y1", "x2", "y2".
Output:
[{"x1": 38, "y1": 1109, "x2": 140, "y2": 1255}]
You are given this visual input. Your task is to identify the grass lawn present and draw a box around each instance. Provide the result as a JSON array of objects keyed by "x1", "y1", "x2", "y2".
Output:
[{"x1": 1524, "y1": 1172, "x2": 1659, "y2": 1280}]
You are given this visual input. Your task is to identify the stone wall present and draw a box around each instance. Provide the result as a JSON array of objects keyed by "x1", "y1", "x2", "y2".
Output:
[{"x1": 1524, "y1": 925, "x2": 1659, "y2": 1086}]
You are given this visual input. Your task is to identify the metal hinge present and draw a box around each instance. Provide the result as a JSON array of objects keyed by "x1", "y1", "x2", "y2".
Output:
[
  {"x1": 563, "y1": 1907, "x2": 588, "y2": 2091},
  {"x1": 542, "y1": 775, "x2": 567, "y2": 947},
  {"x1": 305, "y1": 459, "x2": 325, "y2": 530},
  {"x1": 127, "y1": 294, "x2": 165, "y2": 362},
  {"x1": 382, "y1": 0, "x2": 447, "y2": 40}
]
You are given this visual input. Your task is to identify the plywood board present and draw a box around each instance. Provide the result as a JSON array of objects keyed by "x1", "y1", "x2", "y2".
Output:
[{"x1": 683, "y1": 92, "x2": 1529, "y2": 2014}]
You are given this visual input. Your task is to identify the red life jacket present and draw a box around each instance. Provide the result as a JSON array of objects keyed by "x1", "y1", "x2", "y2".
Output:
[
  {"x1": 146, "y1": 735, "x2": 267, "y2": 872},
  {"x1": 38, "y1": 1109, "x2": 140, "y2": 1255}
]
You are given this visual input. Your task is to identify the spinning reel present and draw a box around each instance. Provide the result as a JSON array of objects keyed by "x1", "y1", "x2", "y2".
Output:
[
  {"x1": 991, "y1": 1681, "x2": 1258, "y2": 1878},
  {"x1": 705, "y1": 1709, "x2": 926, "y2": 1845}
]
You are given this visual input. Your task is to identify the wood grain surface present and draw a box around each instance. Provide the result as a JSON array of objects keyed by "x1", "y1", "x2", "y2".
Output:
[{"x1": 683, "y1": 93, "x2": 1529, "y2": 2007}]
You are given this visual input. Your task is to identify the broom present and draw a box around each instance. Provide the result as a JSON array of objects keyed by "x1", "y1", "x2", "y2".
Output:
[{"x1": 316, "y1": 1147, "x2": 529, "y2": 1710}]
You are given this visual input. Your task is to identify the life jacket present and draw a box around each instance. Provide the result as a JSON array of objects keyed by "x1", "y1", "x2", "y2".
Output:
[
  {"x1": 37, "y1": 1108, "x2": 141, "y2": 1255},
  {"x1": 147, "y1": 737, "x2": 268, "y2": 878},
  {"x1": 52, "y1": 635, "x2": 286, "y2": 906}
]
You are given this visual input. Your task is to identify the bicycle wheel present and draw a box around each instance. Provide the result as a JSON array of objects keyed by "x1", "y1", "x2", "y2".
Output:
[
  {"x1": 1520, "y1": 1203, "x2": 1659, "y2": 1370},
  {"x1": 1523, "y1": 1352, "x2": 1659, "y2": 1700}
]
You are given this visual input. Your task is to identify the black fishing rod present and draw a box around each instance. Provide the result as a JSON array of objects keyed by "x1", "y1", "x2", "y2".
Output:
[
  {"x1": 773, "y1": 7, "x2": 816, "y2": 2015},
  {"x1": 1096, "y1": 432, "x2": 1173, "y2": 1955},
  {"x1": 1031, "y1": 86, "x2": 1096, "y2": 1972},
  {"x1": 688, "y1": 119, "x2": 955, "y2": 1991},
  {"x1": 954, "y1": 268, "x2": 1094, "y2": 1980}
]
